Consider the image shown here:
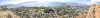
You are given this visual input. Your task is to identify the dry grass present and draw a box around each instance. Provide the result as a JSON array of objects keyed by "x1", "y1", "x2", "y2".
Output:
[
  {"x1": 75, "y1": 13, "x2": 87, "y2": 18},
  {"x1": 0, "y1": 10, "x2": 20, "y2": 18}
]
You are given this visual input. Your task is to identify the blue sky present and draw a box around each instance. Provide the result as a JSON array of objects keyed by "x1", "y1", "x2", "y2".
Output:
[
  {"x1": 1, "y1": 0, "x2": 100, "y2": 8},
  {"x1": 0, "y1": 0, "x2": 93, "y2": 8},
  {"x1": 0, "y1": 0, "x2": 91, "y2": 5},
  {"x1": 0, "y1": 0, "x2": 100, "y2": 6}
]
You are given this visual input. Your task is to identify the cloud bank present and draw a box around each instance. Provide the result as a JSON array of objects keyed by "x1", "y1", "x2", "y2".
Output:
[{"x1": 87, "y1": 0, "x2": 100, "y2": 5}]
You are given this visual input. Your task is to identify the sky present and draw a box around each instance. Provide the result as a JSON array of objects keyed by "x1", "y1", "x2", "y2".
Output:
[{"x1": 0, "y1": 0, "x2": 100, "y2": 5}]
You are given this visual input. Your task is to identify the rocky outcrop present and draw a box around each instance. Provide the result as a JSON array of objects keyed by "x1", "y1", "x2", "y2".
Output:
[
  {"x1": 86, "y1": 4, "x2": 100, "y2": 18},
  {"x1": 94, "y1": 4, "x2": 100, "y2": 18}
]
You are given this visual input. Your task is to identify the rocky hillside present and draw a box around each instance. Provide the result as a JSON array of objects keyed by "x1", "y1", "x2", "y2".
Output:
[
  {"x1": 75, "y1": 4, "x2": 100, "y2": 18},
  {"x1": 86, "y1": 4, "x2": 100, "y2": 18}
]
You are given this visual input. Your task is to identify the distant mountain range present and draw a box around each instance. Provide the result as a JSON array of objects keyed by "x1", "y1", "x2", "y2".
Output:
[{"x1": 0, "y1": 1, "x2": 90, "y2": 8}]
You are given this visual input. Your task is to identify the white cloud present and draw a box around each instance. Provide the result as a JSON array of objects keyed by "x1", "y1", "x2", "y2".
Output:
[
  {"x1": 87, "y1": 0, "x2": 100, "y2": 5},
  {"x1": 1, "y1": 0, "x2": 75, "y2": 5},
  {"x1": 16, "y1": 0, "x2": 73, "y2": 2},
  {"x1": 91, "y1": 0, "x2": 100, "y2": 2},
  {"x1": 86, "y1": 1, "x2": 97, "y2": 5},
  {"x1": 3, "y1": 0, "x2": 61, "y2": 4},
  {"x1": 91, "y1": 0, "x2": 100, "y2": 4},
  {"x1": 10, "y1": 0, "x2": 37, "y2": 4}
]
